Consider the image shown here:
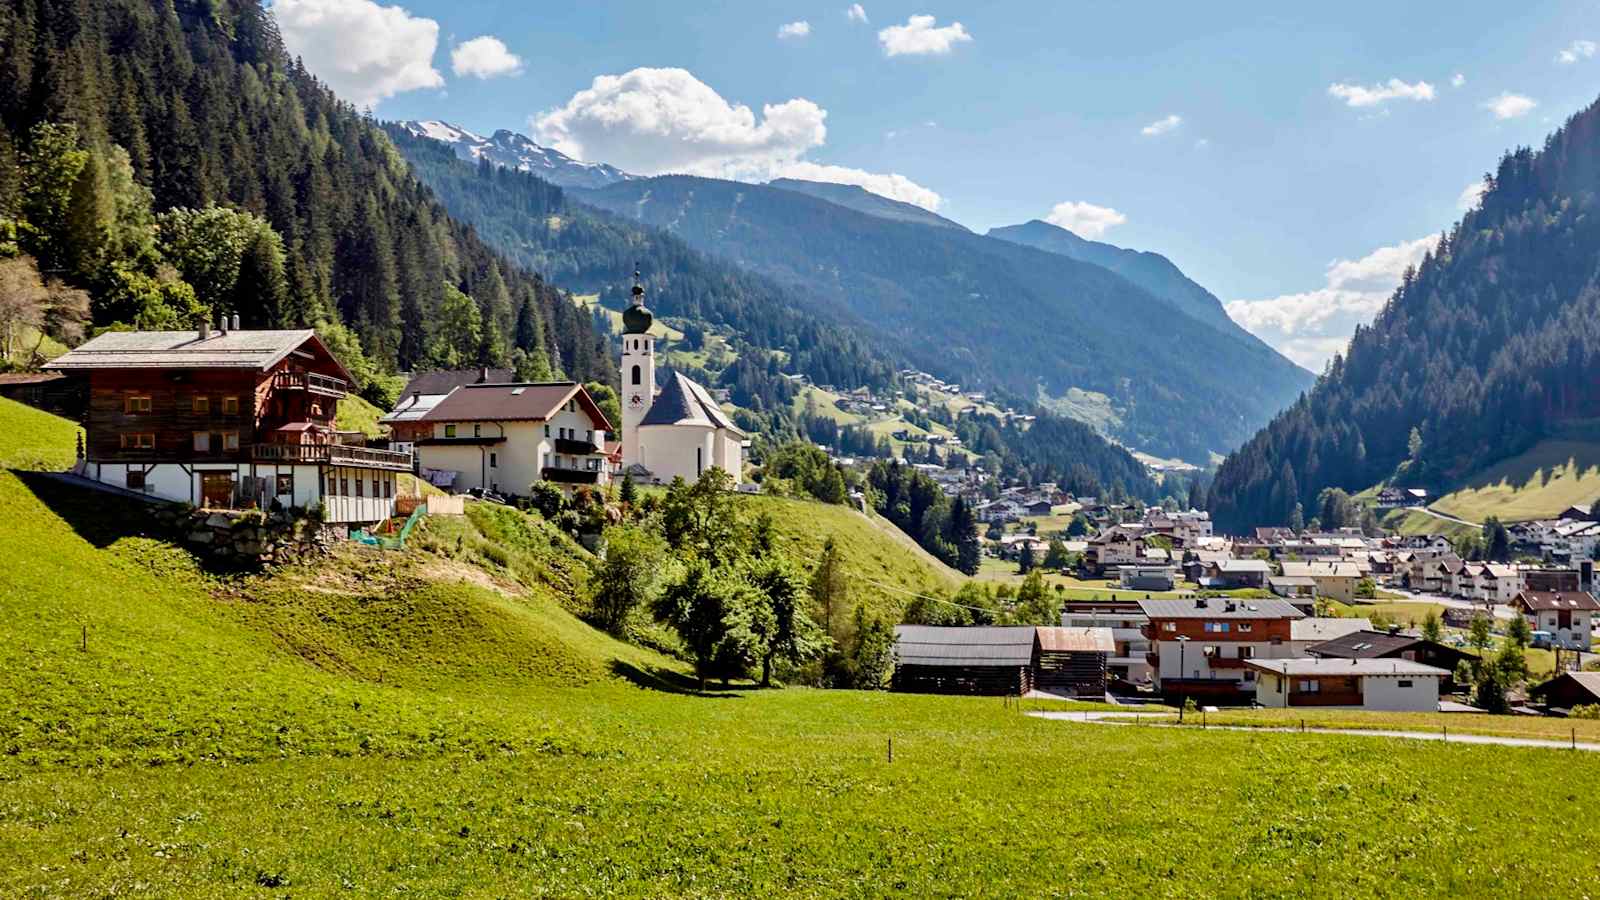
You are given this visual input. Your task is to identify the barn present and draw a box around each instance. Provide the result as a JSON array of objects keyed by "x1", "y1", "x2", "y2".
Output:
[{"x1": 891, "y1": 625, "x2": 1114, "y2": 697}]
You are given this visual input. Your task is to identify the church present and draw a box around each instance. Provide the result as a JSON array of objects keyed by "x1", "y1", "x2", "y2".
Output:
[{"x1": 619, "y1": 275, "x2": 747, "y2": 485}]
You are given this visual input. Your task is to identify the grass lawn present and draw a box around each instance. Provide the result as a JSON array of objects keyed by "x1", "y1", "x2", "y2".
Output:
[
  {"x1": 1431, "y1": 439, "x2": 1600, "y2": 523},
  {"x1": 1330, "y1": 599, "x2": 1450, "y2": 628},
  {"x1": 335, "y1": 394, "x2": 386, "y2": 437},
  {"x1": 1381, "y1": 507, "x2": 1480, "y2": 540},
  {"x1": 975, "y1": 560, "x2": 1196, "y2": 600},
  {"x1": 1151, "y1": 707, "x2": 1600, "y2": 744},
  {"x1": 4, "y1": 396, "x2": 1600, "y2": 894}
]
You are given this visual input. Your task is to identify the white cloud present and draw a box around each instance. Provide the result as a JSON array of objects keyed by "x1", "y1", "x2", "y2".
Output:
[
  {"x1": 847, "y1": 4, "x2": 868, "y2": 24},
  {"x1": 533, "y1": 67, "x2": 944, "y2": 209},
  {"x1": 1484, "y1": 92, "x2": 1537, "y2": 120},
  {"x1": 877, "y1": 14, "x2": 972, "y2": 57},
  {"x1": 1226, "y1": 236, "x2": 1436, "y2": 370},
  {"x1": 451, "y1": 36, "x2": 522, "y2": 79},
  {"x1": 1451, "y1": 72, "x2": 1466, "y2": 88},
  {"x1": 1044, "y1": 201, "x2": 1127, "y2": 240},
  {"x1": 1327, "y1": 78, "x2": 1435, "y2": 108},
  {"x1": 1141, "y1": 114, "x2": 1181, "y2": 136},
  {"x1": 1457, "y1": 180, "x2": 1487, "y2": 211},
  {"x1": 778, "y1": 21, "x2": 811, "y2": 39},
  {"x1": 1557, "y1": 40, "x2": 1597, "y2": 64},
  {"x1": 273, "y1": 0, "x2": 443, "y2": 109}
]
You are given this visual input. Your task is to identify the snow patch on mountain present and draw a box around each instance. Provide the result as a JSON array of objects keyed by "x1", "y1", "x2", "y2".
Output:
[{"x1": 398, "y1": 120, "x2": 635, "y2": 190}]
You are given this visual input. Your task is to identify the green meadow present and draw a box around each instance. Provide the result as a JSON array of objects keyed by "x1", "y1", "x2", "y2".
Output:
[{"x1": 2, "y1": 396, "x2": 1598, "y2": 896}]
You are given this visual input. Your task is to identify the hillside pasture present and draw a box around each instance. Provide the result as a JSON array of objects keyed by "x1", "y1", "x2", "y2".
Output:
[{"x1": 1430, "y1": 439, "x2": 1600, "y2": 522}]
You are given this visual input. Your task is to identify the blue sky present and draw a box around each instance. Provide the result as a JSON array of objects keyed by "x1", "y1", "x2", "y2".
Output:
[{"x1": 272, "y1": 1, "x2": 1600, "y2": 369}]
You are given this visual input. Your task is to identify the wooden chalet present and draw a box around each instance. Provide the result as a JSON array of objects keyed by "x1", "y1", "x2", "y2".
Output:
[{"x1": 48, "y1": 321, "x2": 411, "y2": 524}]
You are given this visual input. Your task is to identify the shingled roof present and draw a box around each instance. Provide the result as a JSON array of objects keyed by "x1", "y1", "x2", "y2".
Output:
[
  {"x1": 417, "y1": 382, "x2": 613, "y2": 430},
  {"x1": 639, "y1": 371, "x2": 745, "y2": 436},
  {"x1": 1514, "y1": 590, "x2": 1600, "y2": 612},
  {"x1": 399, "y1": 367, "x2": 514, "y2": 397},
  {"x1": 48, "y1": 329, "x2": 352, "y2": 381}
]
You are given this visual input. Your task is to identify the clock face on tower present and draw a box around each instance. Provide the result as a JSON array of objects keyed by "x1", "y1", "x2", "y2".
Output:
[{"x1": 629, "y1": 393, "x2": 644, "y2": 408}]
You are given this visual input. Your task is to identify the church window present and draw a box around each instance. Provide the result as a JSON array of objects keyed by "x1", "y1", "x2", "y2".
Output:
[{"x1": 631, "y1": 365, "x2": 641, "y2": 386}]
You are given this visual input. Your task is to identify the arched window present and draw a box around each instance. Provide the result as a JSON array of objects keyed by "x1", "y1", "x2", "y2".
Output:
[{"x1": 631, "y1": 364, "x2": 641, "y2": 386}]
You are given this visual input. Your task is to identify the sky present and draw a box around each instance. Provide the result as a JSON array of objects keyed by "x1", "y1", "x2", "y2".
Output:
[{"x1": 270, "y1": 1, "x2": 1600, "y2": 371}]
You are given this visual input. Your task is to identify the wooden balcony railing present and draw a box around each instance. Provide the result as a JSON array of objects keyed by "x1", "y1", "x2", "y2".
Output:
[
  {"x1": 542, "y1": 466, "x2": 601, "y2": 485},
  {"x1": 251, "y1": 442, "x2": 412, "y2": 471},
  {"x1": 272, "y1": 370, "x2": 350, "y2": 397},
  {"x1": 554, "y1": 437, "x2": 602, "y2": 456}
]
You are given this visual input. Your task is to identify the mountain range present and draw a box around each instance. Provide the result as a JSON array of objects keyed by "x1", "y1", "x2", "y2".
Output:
[
  {"x1": 398, "y1": 120, "x2": 636, "y2": 191},
  {"x1": 571, "y1": 173, "x2": 1312, "y2": 462}
]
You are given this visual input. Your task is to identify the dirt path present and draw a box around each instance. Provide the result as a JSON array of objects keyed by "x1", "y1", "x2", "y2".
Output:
[{"x1": 1028, "y1": 710, "x2": 1600, "y2": 752}]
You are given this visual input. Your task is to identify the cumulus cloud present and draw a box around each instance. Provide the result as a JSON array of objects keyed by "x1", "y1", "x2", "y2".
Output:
[
  {"x1": 1327, "y1": 78, "x2": 1435, "y2": 108},
  {"x1": 1457, "y1": 180, "x2": 1487, "y2": 211},
  {"x1": 1044, "y1": 201, "x2": 1127, "y2": 240},
  {"x1": 1484, "y1": 92, "x2": 1537, "y2": 120},
  {"x1": 778, "y1": 21, "x2": 811, "y2": 39},
  {"x1": 1225, "y1": 236, "x2": 1436, "y2": 370},
  {"x1": 878, "y1": 14, "x2": 972, "y2": 56},
  {"x1": 1451, "y1": 72, "x2": 1466, "y2": 88},
  {"x1": 847, "y1": 4, "x2": 868, "y2": 23},
  {"x1": 533, "y1": 67, "x2": 943, "y2": 209},
  {"x1": 274, "y1": 0, "x2": 443, "y2": 109},
  {"x1": 1141, "y1": 114, "x2": 1181, "y2": 136},
  {"x1": 451, "y1": 36, "x2": 522, "y2": 79},
  {"x1": 1557, "y1": 40, "x2": 1597, "y2": 64}
]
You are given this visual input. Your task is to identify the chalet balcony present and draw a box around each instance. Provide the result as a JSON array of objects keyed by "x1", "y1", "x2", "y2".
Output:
[
  {"x1": 272, "y1": 370, "x2": 349, "y2": 398},
  {"x1": 1205, "y1": 656, "x2": 1251, "y2": 670},
  {"x1": 554, "y1": 437, "x2": 602, "y2": 455},
  {"x1": 542, "y1": 466, "x2": 601, "y2": 485},
  {"x1": 251, "y1": 442, "x2": 413, "y2": 471}
]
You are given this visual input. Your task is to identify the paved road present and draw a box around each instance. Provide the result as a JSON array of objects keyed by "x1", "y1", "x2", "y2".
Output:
[
  {"x1": 1382, "y1": 586, "x2": 1515, "y2": 621},
  {"x1": 1028, "y1": 710, "x2": 1600, "y2": 752}
]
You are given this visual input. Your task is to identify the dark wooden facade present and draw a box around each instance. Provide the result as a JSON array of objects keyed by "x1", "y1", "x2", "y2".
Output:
[{"x1": 891, "y1": 664, "x2": 1033, "y2": 696}]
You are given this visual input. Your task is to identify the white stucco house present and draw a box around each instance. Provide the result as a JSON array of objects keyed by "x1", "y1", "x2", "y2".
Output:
[
  {"x1": 618, "y1": 274, "x2": 746, "y2": 485},
  {"x1": 410, "y1": 381, "x2": 613, "y2": 496},
  {"x1": 1246, "y1": 658, "x2": 1449, "y2": 712}
]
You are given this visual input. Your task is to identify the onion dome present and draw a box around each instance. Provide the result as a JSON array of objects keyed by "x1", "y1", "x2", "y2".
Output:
[{"x1": 623, "y1": 268, "x2": 654, "y2": 334}]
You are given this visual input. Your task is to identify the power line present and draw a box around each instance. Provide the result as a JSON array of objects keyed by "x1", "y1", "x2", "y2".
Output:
[{"x1": 848, "y1": 572, "x2": 995, "y2": 613}]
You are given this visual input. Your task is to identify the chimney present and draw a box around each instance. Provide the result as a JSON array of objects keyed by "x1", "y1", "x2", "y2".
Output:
[
  {"x1": 231, "y1": 313, "x2": 241, "y2": 331},
  {"x1": 478, "y1": 366, "x2": 489, "y2": 384},
  {"x1": 199, "y1": 318, "x2": 211, "y2": 340},
  {"x1": 218, "y1": 313, "x2": 227, "y2": 335}
]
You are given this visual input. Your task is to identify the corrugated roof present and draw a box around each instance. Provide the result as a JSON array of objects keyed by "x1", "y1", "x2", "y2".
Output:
[
  {"x1": 49, "y1": 329, "x2": 331, "y2": 374},
  {"x1": 1035, "y1": 626, "x2": 1116, "y2": 653},
  {"x1": 399, "y1": 368, "x2": 513, "y2": 397},
  {"x1": 1138, "y1": 597, "x2": 1305, "y2": 619},
  {"x1": 1291, "y1": 618, "x2": 1372, "y2": 642},
  {"x1": 639, "y1": 372, "x2": 746, "y2": 436},
  {"x1": 417, "y1": 382, "x2": 613, "y2": 430},
  {"x1": 1245, "y1": 658, "x2": 1450, "y2": 677},
  {"x1": 1217, "y1": 559, "x2": 1272, "y2": 573},
  {"x1": 893, "y1": 625, "x2": 1035, "y2": 666}
]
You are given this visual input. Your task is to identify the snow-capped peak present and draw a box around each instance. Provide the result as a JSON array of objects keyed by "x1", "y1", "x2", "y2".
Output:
[
  {"x1": 409, "y1": 120, "x2": 485, "y2": 146},
  {"x1": 397, "y1": 120, "x2": 635, "y2": 191}
]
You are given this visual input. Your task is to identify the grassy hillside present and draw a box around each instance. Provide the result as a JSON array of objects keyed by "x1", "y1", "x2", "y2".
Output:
[
  {"x1": 4, "y1": 397, "x2": 1600, "y2": 894},
  {"x1": 335, "y1": 395, "x2": 387, "y2": 437},
  {"x1": 1380, "y1": 507, "x2": 1480, "y2": 540},
  {"x1": 1429, "y1": 439, "x2": 1600, "y2": 522}
]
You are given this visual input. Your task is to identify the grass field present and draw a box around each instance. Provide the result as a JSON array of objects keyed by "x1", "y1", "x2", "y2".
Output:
[
  {"x1": 1431, "y1": 439, "x2": 1600, "y2": 523},
  {"x1": 335, "y1": 394, "x2": 386, "y2": 437},
  {"x1": 4, "y1": 397, "x2": 1600, "y2": 894},
  {"x1": 1381, "y1": 506, "x2": 1481, "y2": 540},
  {"x1": 1154, "y1": 707, "x2": 1600, "y2": 744}
]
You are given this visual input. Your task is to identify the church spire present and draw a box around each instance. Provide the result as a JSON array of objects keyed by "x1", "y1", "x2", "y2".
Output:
[{"x1": 622, "y1": 264, "x2": 654, "y2": 334}]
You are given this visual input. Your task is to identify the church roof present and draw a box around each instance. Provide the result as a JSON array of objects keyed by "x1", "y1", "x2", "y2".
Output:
[{"x1": 639, "y1": 372, "x2": 745, "y2": 437}]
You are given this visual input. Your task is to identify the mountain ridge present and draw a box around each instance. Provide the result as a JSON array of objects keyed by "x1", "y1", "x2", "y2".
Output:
[
  {"x1": 398, "y1": 120, "x2": 636, "y2": 191},
  {"x1": 767, "y1": 178, "x2": 969, "y2": 231}
]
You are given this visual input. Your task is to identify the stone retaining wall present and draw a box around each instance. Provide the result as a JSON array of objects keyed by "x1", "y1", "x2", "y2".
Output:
[{"x1": 152, "y1": 507, "x2": 342, "y2": 566}]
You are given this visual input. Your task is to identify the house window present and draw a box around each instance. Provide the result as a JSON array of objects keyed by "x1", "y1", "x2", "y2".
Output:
[
  {"x1": 632, "y1": 365, "x2": 641, "y2": 385},
  {"x1": 222, "y1": 432, "x2": 239, "y2": 452},
  {"x1": 544, "y1": 425, "x2": 551, "y2": 437},
  {"x1": 120, "y1": 433, "x2": 156, "y2": 450},
  {"x1": 371, "y1": 478, "x2": 378, "y2": 497},
  {"x1": 445, "y1": 424, "x2": 457, "y2": 438},
  {"x1": 1237, "y1": 623, "x2": 1253, "y2": 633},
  {"x1": 1205, "y1": 622, "x2": 1230, "y2": 633},
  {"x1": 340, "y1": 475, "x2": 349, "y2": 495},
  {"x1": 383, "y1": 478, "x2": 391, "y2": 499},
  {"x1": 490, "y1": 452, "x2": 498, "y2": 468},
  {"x1": 221, "y1": 396, "x2": 240, "y2": 416},
  {"x1": 474, "y1": 424, "x2": 482, "y2": 437},
  {"x1": 193, "y1": 432, "x2": 211, "y2": 453},
  {"x1": 1161, "y1": 622, "x2": 1177, "y2": 632},
  {"x1": 355, "y1": 478, "x2": 363, "y2": 498},
  {"x1": 192, "y1": 395, "x2": 210, "y2": 415},
  {"x1": 1397, "y1": 680, "x2": 1413, "y2": 688},
  {"x1": 1239, "y1": 646, "x2": 1255, "y2": 659},
  {"x1": 276, "y1": 473, "x2": 294, "y2": 496},
  {"x1": 125, "y1": 395, "x2": 152, "y2": 414},
  {"x1": 310, "y1": 402, "x2": 322, "y2": 418},
  {"x1": 1297, "y1": 680, "x2": 1321, "y2": 693},
  {"x1": 126, "y1": 470, "x2": 146, "y2": 490}
]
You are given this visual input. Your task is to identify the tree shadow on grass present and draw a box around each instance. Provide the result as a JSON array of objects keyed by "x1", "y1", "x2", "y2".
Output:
[{"x1": 608, "y1": 660, "x2": 746, "y2": 698}]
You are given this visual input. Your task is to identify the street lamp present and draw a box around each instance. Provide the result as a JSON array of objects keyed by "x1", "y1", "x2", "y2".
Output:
[{"x1": 1175, "y1": 635, "x2": 1191, "y2": 721}]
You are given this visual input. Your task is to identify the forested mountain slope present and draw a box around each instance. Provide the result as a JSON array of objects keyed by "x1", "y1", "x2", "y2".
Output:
[
  {"x1": 768, "y1": 178, "x2": 969, "y2": 231},
  {"x1": 1210, "y1": 94, "x2": 1600, "y2": 532},
  {"x1": 577, "y1": 174, "x2": 1310, "y2": 462},
  {"x1": 0, "y1": 0, "x2": 612, "y2": 396},
  {"x1": 987, "y1": 219, "x2": 1259, "y2": 338}
]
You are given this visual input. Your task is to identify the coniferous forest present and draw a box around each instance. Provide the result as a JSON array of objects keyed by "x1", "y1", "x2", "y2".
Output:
[
  {"x1": 1210, "y1": 94, "x2": 1600, "y2": 532},
  {"x1": 0, "y1": 0, "x2": 614, "y2": 402}
]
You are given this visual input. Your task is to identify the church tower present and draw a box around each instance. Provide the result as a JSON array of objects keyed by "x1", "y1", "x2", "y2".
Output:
[{"x1": 619, "y1": 269, "x2": 655, "y2": 469}]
